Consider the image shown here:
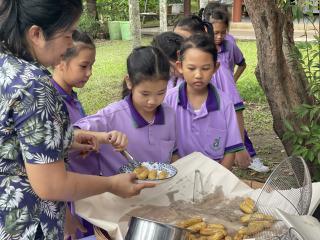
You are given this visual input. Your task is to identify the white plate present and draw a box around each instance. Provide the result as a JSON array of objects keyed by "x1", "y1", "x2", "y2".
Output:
[{"x1": 119, "y1": 161, "x2": 178, "y2": 184}]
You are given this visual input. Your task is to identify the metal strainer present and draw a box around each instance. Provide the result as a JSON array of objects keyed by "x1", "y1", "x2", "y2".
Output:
[{"x1": 253, "y1": 156, "x2": 312, "y2": 239}]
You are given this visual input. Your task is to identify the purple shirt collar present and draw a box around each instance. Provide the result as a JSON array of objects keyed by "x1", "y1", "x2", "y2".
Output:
[
  {"x1": 50, "y1": 78, "x2": 78, "y2": 103},
  {"x1": 178, "y1": 82, "x2": 220, "y2": 112},
  {"x1": 218, "y1": 40, "x2": 228, "y2": 53},
  {"x1": 125, "y1": 95, "x2": 165, "y2": 128}
]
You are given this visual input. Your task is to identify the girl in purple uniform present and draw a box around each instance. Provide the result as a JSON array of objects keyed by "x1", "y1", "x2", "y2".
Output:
[
  {"x1": 173, "y1": 16, "x2": 252, "y2": 169},
  {"x1": 165, "y1": 34, "x2": 244, "y2": 170},
  {"x1": 173, "y1": 15, "x2": 213, "y2": 39},
  {"x1": 203, "y1": 6, "x2": 269, "y2": 172},
  {"x1": 151, "y1": 31, "x2": 184, "y2": 89},
  {"x1": 73, "y1": 46, "x2": 179, "y2": 177},
  {"x1": 52, "y1": 30, "x2": 128, "y2": 239}
]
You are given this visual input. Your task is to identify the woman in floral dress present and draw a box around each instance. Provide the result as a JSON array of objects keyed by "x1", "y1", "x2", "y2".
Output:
[{"x1": 0, "y1": 1, "x2": 155, "y2": 239}]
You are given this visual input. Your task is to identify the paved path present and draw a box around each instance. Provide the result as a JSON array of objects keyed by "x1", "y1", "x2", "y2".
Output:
[{"x1": 142, "y1": 20, "x2": 319, "y2": 41}]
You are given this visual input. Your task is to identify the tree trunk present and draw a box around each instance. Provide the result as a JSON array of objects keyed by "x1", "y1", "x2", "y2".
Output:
[
  {"x1": 184, "y1": 0, "x2": 191, "y2": 16},
  {"x1": 159, "y1": 0, "x2": 168, "y2": 32},
  {"x1": 86, "y1": 0, "x2": 98, "y2": 19},
  {"x1": 129, "y1": 0, "x2": 142, "y2": 49},
  {"x1": 244, "y1": 0, "x2": 311, "y2": 154}
]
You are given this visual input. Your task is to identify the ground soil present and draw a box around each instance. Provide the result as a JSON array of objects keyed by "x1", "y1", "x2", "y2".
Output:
[{"x1": 232, "y1": 102, "x2": 288, "y2": 183}]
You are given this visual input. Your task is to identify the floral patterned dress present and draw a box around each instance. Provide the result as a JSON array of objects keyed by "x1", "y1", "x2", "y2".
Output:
[{"x1": 0, "y1": 51, "x2": 73, "y2": 239}]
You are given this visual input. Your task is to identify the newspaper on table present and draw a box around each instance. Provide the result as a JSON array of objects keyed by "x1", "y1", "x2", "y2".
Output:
[{"x1": 75, "y1": 152, "x2": 320, "y2": 240}]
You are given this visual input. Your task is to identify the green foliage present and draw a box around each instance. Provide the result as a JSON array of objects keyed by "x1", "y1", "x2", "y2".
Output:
[
  {"x1": 96, "y1": 0, "x2": 160, "y2": 21},
  {"x1": 97, "y1": 0, "x2": 129, "y2": 21},
  {"x1": 78, "y1": 12, "x2": 102, "y2": 38},
  {"x1": 282, "y1": 0, "x2": 320, "y2": 181}
]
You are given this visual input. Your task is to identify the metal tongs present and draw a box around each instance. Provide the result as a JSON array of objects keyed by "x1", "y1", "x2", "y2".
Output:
[{"x1": 120, "y1": 149, "x2": 141, "y2": 169}]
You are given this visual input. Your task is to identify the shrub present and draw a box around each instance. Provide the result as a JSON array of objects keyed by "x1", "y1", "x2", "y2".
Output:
[
  {"x1": 78, "y1": 12, "x2": 102, "y2": 38},
  {"x1": 283, "y1": 1, "x2": 320, "y2": 181}
]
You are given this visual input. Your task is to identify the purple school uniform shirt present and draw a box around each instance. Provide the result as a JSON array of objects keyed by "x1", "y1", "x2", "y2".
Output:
[
  {"x1": 73, "y1": 95, "x2": 177, "y2": 176},
  {"x1": 50, "y1": 79, "x2": 86, "y2": 123},
  {"x1": 218, "y1": 39, "x2": 245, "y2": 72},
  {"x1": 164, "y1": 82, "x2": 244, "y2": 161},
  {"x1": 211, "y1": 64, "x2": 245, "y2": 111}
]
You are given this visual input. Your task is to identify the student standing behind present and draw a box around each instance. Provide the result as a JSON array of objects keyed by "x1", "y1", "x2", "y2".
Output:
[
  {"x1": 173, "y1": 16, "x2": 251, "y2": 169},
  {"x1": 173, "y1": 15, "x2": 213, "y2": 39},
  {"x1": 151, "y1": 32, "x2": 184, "y2": 90},
  {"x1": 202, "y1": 3, "x2": 247, "y2": 82},
  {"x1": 73, "y1": 46, "x2": 179, "y2": 177},
  {"x1": 204, "y1": 7, "x2": 269, "y2": 172},
  {"x1": 165, "y1": 34, "x2": 244, "y2": 170}
]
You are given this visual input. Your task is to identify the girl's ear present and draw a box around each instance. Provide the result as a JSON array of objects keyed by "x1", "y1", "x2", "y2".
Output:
[
  {"x1": 176, "y1": 61, "x2": 183, "y2": 75},
  {"x1": 125, "y1": 75, "x2": 133, "y2": 90},
  {"x1": 56, "y1": 61, "x2": 67, "y2": 71},
  {"x1": 212, "y1": 61, "x2": 220, "y2": 74}
]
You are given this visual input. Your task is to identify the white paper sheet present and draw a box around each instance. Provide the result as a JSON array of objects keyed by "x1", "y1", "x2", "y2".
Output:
[{"x1": 75, "y1": 152, "x2": 320, "y2": 240}]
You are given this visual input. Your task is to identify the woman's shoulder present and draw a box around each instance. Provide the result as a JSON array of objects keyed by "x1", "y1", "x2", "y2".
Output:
[{"x1": 0, "y1": 52, "x2": 52, "y2": 91}]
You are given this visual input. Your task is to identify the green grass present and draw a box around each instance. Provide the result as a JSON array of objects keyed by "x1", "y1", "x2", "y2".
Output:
[
  {"x1": 236, "y1": 41, "x2": 266, "y2": 103},
  {"x1": 77, "y1": 38, "x2": 265, "y2": 115}
]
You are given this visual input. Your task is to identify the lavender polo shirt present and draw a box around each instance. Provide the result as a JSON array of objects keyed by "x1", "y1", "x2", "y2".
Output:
[
  {"x1": 73, "y1": 95, "x2": 177, "y2": 176},
  {"x1": 167, "y1": 76, "x2": 185, "y2": 90},
  {"x1": 218, "y1": 39, "x2": 245, "y2": 72},
  {"x1": 50, "y1": 79, "x2": 86, "y2": 123},
  {"x1": 164, "y1": 82, "x2": 244, "y2": 161},
  {"x1": 211, "y1": 64, "x2": 245, "y2": 111}
]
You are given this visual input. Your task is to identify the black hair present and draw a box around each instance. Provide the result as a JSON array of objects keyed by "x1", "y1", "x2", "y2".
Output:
[
  {"x1": 179, "y1": 33, "x2": 218, "y2": 64},
  {"x1": 173, "y1": 15, "x2": 214, "y2": 37},
  {"x1": 151, "y1": 32, "x2": 183, "y2": 62},
  {"x1": 122, "y1": 46, "x2": 170, "y2": 98},
  {"x1": 203, "y1": 4, "x2": 230, "y2": 28},
  {"x1": 0, "y1": 0, "x2": 83, "y2": 61},
  {"x1": 62, "y1": 30, "x2": 95, "y2": 61}
]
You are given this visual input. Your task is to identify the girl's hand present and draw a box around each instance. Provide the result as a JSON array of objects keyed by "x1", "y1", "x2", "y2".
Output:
[
  {"x1": 64, "y1": 207, "x2": 87, "y2": 240},
  {"x1": 235, "y1": 150, "x2": 252, "y2": 169},
  {"x1": 106, "y1": 130, "x2": 128, "y2": 151},
  {"x1": 108, "y1": 173, "x2": 156, "y2": 198},
  {"x1": 70, "y1": 129, "x2": 99, "y2": 155}
]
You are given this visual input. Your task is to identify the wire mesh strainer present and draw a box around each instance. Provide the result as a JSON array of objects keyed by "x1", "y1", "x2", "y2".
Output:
[{"x1": 249, "y1": 156, "x2": 312, "y2": 239}]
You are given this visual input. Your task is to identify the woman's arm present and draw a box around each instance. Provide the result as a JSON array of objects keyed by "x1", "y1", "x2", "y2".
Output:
[{"x1": 25, "y1": 160, "x2": 155, "y2": 201}]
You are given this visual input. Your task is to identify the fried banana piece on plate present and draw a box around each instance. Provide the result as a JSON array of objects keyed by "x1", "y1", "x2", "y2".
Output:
[
  {"x1": 239, "y1": 197, "x2": 256, "y2": 214},
  {"x1": 176, "y1": 217, "x2": 203, "y2": 228},
  {"x1": 135, "y1": 167, "x2": 149, "y2": 180},
  {"x1": 187, "y1": 222, "x2": 207, "y2": 233},
  {"x1": 147, "y1": 169, "x2": 157, "y2": 179},
  {"x1": 224, "y1": 236, "x2": 232, "y2": 240},
  {"x1": 186, "y1": 232, "x2": 197, "y2": 240},
  {"x1": 158, "y1": 170, "x2": 168, "y2": 179},
  {"x1": 207, "y1": 223, "x2": 225, "y2": 230},
  {"x1": 206, "y1": 231, "x2": 226, "y2": 240},
  {"x1": 200, "y1": 228, "x2": 226, "y2": 236},
  {"x1": 233, "y1": 232, "x2": 244, "y2": 240}
]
